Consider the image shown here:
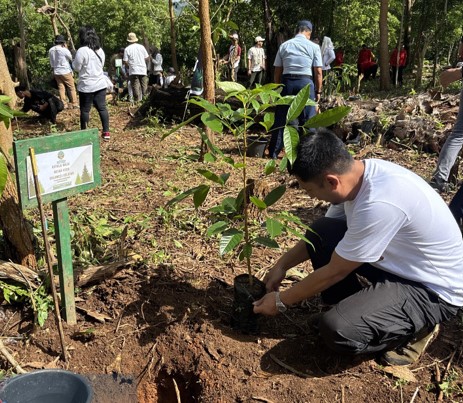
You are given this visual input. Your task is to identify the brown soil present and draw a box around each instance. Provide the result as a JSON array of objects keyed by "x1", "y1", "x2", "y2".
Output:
[{"x1": 2, "y1": 99, "x2": 463, "y2": 403}]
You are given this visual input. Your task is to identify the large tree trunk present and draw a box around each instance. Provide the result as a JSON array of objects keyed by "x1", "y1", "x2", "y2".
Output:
[
  {"x1": 199, "y1": 0, "x2": 215, "y2": 147},
  {"x1": 15, "y1": 0, "x2": 29, "y2": 87},
  {"x1": 379, "y1": 0, "x2": 390, "y2": 90},
  {"x1": 0, "y1": 43, "x2": 37, "y2": 269}
]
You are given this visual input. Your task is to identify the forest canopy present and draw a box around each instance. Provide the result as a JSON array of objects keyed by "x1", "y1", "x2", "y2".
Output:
[{"x1": 1, "y1": 0, "x2": 462, "y2": 87}]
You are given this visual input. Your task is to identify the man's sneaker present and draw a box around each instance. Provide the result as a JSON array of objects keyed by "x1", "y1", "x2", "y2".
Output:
[
  {"x1": 102, "y1": 132, "x2": 111, "y2": 141},
  {"x1": 380, "y1": 324, "x2": 440, "y2": 366}
]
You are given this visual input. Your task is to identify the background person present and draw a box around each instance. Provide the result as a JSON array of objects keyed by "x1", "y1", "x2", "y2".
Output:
[
  {"x1": 254, "y1": 130, "x2": 463, "y2": 366},
  {"x1": 267, "y1": 20, "x2": 322, "y2": 159},
  {"x1": 320, "y1": 36, "x2": 336, "y2": 73},
  {"x1": 15, "y1": 85, "x2": 64, "y2": 124},
  {"x1": 149, "y1": 47, "x2": 164, "y2": 87},
  {"x1": 357, "y1": 44, "x2": 378, "y2": 80},
  {"x1": 389, "y1": 45, "x2": 407, "y2": 86},
  {"x1": 429, "y1": 65, "x2": 463, "y2": 192},
  {"x1": 221, "y1": 33, "x2": 241, "y2": 82},
  {"x1": 123, "y1": 32, "x2": 149, "y2": 102},
  {"x1": 72, "y1": 26, "x2": 110, "y2": 141},
  {"x1": 49, "y1": 34, "x2": 78, "y2": 109},
  {"x1": 247, "y1": 36, "x2": 266, "y2": 88}
]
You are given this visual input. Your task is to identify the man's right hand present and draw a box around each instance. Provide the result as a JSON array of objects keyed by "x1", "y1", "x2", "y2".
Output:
[
  {"x1": 440, "y1": 67, "x2": 462, "y2": 88},
  {"x1": 263, "y1": 264, "x2": 286, "y2": 292}
]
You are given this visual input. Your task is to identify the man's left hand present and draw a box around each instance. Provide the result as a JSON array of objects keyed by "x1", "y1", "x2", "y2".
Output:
[{"x1": 253, "y1": 291, "x2": 279, "y2": 316}]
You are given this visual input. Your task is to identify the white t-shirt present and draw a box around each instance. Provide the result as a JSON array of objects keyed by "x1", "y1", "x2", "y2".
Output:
[
  {"x1": 123, "y1": 43, "x2": 149, "y2": 76},
  {"x1": 330, "y1": 159, "x2": 463, "y2": 306},
  {"x1": 49, "y1": 45, "x2": 73, "y2": 75},
  {"x1": 72, "y1": 47, "x2": 107, "y2": 93},
  {"x1": 247, "y1": 46, "x2": 266, "y2": 72}
]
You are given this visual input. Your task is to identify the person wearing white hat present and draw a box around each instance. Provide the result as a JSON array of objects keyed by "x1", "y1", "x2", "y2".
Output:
[
  {"x1": 247, "y1": 36, "x2": 266, "y2": 88},
  {"x1": 221, "y1": 33, "x2": 241, "y2": 82},
  {"x1": 123, "y1": 32, "x2": 149, "y2": 103}
]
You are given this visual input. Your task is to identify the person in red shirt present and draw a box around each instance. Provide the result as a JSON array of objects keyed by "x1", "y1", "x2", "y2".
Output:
[
  {"x1": 357, "y1": 44, "x2": 378, "y2": 80},
  {"x1": 334, "y1": 48, "x2": 344, "y2": 67},
  {"x1": 389, "y1": 45, "x2": 407, "y2": 86}
]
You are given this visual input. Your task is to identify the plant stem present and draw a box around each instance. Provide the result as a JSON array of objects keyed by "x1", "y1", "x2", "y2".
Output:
[{"x1": 241, "y1": 102, "x2": 253, "y2": 286}]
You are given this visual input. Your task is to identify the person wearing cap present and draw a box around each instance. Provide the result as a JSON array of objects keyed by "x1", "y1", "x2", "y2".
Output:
[
  {"x1": 123, "y1": 32, "x2": 149, "y2": 103},
  {"x1": 268, "y1": 20, "x2": 323, "y2": 159},
  {"x1": 247, "y1": 36, "x2": 266, "y2": 88},
  {"x1": 221, "y1": 33, "x2": 241, "y2": 82},
  {"x1": 49, "y1": 34, "x2": 78, "y2": 109}
]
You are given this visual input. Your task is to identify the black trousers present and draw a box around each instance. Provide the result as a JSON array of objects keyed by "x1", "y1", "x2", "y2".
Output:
[{"x1": 306, "y1": 217, "x2": 460, "y2": 355}]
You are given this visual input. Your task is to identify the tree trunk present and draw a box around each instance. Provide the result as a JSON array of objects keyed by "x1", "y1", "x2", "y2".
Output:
[
  {"x1": 379, "y1": 0, "x2": 390, "y2": 90},
  {"x1": 0, "y1": 44, "x2": 37, "y2": 269},
  {"x1": 198, "y1": 0, "x2": 215, "y2": 149},
  {"x1": 15, "y1": 0, "x2": 29, "y2": 87},
  {"x1": 168, "y1": 0, "x2": 179, "y2": 73},
  {"x1": 262, "y1": 0, "x2": 276, "y2": 83}
]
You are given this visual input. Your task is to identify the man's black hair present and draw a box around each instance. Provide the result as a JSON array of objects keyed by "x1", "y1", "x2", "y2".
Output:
[
  {"x1": 288, "y1": 129, "x2": 354, "y2": 183},
  {"x1": 15, "y1": 85, "x2": 27, "y2": 93},
  {"x1": 118, "y1": 47, "x2": 125, "y2": 53}
]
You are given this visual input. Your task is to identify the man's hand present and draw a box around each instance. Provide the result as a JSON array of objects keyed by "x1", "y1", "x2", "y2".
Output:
[
  {"x1": 253, "y1": 291, "x2": 279, "y2": 316},
  {"x1": 263, "y1": 265, "x2": 286, "y2": 292},
  {"x1": 247, "y1": 70, "x2": 251, "y2": 76},
  {"x1": 440, "y1": 67, "x2": 462, "y2": 88}
]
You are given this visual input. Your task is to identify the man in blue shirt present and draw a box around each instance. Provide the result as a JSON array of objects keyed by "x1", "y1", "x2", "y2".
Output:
[{"x1": 268, "y1": 20, "x2": 323, "y2": 159}]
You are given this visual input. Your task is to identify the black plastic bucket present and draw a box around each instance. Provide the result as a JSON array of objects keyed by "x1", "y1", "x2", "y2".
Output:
[
  {"x1": 0, "y1": 369, "x2": 93, "y2": 403},
  {"x1": 245, "y1": 136, "x2": 268, "y2": 158}
]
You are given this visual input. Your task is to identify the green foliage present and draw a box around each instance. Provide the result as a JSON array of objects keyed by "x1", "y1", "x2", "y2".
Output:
[
  {"x1": 164, "y1": 81, "x2": 349, "y2": 279},
  {"x1": 0, "y1": 281, "x2": 52, "y2": 327}
]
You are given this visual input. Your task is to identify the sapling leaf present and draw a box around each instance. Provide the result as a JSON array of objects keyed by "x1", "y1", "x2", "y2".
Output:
[
  {"x1": 188, "y1": 97, "x2": 219, "y2": 113},
  {"x1": 0, "y1": 103, "x2": 14, "y2": 119},
  {"x1": 304, "y1": 106, "x2": 351, "y2": 128},
  {"x1": 0, "y1": 155, "x2": 10, "y2": 196},
  {"x1": 0, "y1": 116, "x2": 10, "y2": 129},
  {"x1": 166, "y1": 184, "x2": 210, "y2": 207},
  {"x1": 283, "y1": 126, "x2": 299, "y2": 164},
  {"x1": 197, "y1": 168, "x2": 228, "y2": 185},
  {"x1": 265, "y1": 218, "x2": 284, "y2": 238},
  {"x1": 250, "y1": 196, "x2": 267, "y2": 210},
  {"x1": 264, "y1": 159, "x2": 276, "y2": 175},
  {"x1": 235, "y1": 188, "x2": 245, "y2": 211},
  {"x1": 220, "y1": 228, "x2": 244, "y2": 255},
  {"x1": 193, "y1": 185, "x2": 210, "y2": 208},
  {"x1": 279, "y1": 157, "x2": 288, "y2": 172},
  {"x1": 264, "y1": 185, "x2": 286, "y2": 207},
  {"x1": 286, "y1": 227, "x2": 313, "y2": 248},
  {"x1": 201, "y1": 112, "x2": 223, "y2": 132},
  {"x1": 216, "y1": 81, "x2": 247, "y2": 93},
  {"x1": 239, "y1": 243, "x2": 252, "y2": 260},
  {"x1": 207, "y1": 221, "x2": 228, "y2": 237},
  {"x1": 261, "y1": 111, "x2": 275, "y2": 131},
  {"x1": 203, "y1": 152, "x2": 216, "y2": 162},
  {"x1": 251, "y1": 99, "x2": 260, "y2": 112},
  {"x1": 161, "y1": 112, "x2": 202, "y2": 139},
  {"x1": 0, "y1": 95, "x2": 12, "y2": 104},
  {"x1": 286, "y1": 83, "x2": 311, "y2": 123},
  {"x1": 254, "y1": 236, "x2": 279, "y2": 248}
]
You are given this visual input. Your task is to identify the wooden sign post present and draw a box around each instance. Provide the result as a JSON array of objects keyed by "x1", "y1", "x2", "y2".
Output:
[{"x1": 14, "y1": 129, "x2": 101, "y2": 324}]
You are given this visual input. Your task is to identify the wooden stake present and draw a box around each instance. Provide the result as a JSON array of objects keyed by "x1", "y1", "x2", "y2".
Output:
[{"x1": 29, "y1": 147, "x2": 68, "y2": 362}]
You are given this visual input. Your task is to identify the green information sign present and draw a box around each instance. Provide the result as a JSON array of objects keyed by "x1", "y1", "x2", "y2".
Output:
[
  {"x1": 14, "y1": 129, "x2": 101, "y2": 324},
  {"x1": 14, "y1": 129, "x2": 101, "y2": 209}
]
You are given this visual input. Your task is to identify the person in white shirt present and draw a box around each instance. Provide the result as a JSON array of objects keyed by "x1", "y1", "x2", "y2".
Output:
[
  {"x1": 123, "y1": 32, "x2": 149, "y2": 102},
  {"x1": 320, "y1": 36, "x2": 336, "y2": 72},
  {"x1": 254, "y1": 130, "x2": 463, "y2": 366},
  {"x1": 72, "y1": 26, "x2": 110, "y2": 141},
  {"x1": 247, "y1": 36, "x2": 266, "y2": 88},
  {"x1": 49, "y1": 35, "x2": 78, "y2": 108},
  {"x1": 149, "y1": 47, "x2": 164, "y2": 87}
]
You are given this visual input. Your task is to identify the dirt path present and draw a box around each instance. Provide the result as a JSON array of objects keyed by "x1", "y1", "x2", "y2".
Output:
[{"x1": 2, "y1": 100, "x2": 463, "y2": 402}]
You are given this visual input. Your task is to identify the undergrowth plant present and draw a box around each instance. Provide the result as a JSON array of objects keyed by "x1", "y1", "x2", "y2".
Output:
[{"x1": 163, "y1": 81, "x2": 350, "y2": 284}]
